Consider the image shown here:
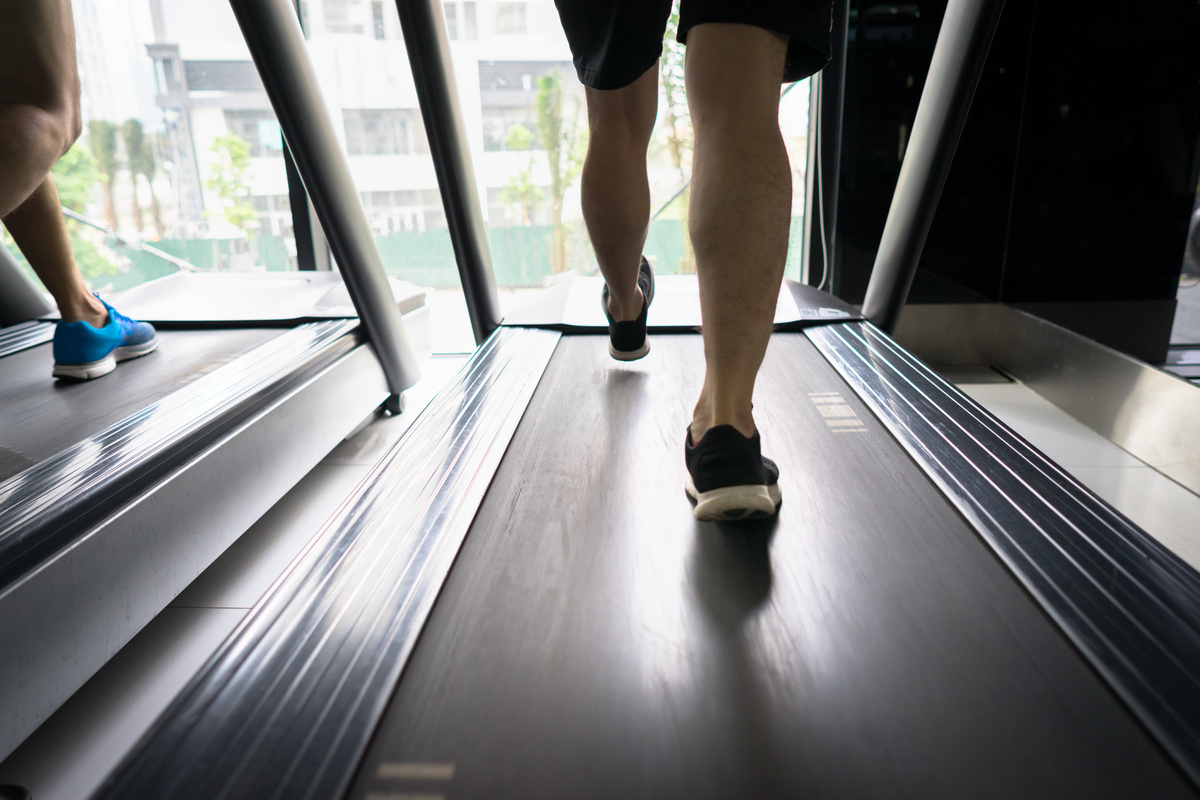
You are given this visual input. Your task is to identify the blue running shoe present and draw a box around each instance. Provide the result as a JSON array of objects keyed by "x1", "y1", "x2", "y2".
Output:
[{"x1": 52, "y1": 298, "x2": 158, "y2": 380}]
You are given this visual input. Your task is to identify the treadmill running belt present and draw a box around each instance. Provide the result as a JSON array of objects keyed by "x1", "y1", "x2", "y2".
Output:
[
  {"x1": 0, "y1": 328, "x2": 282, "y2": 482},
  {"x1": 347, "y1": 333, "x2": 1194, "y2": 800}
]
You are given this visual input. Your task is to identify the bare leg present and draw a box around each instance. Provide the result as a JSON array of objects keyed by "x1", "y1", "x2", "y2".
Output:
[
  {"x1": 0, "y1": 0, "x2": 105, "y2": 326},
  {"x1": 685, "y1": 24, "x2": 791, "y2": 440},
  {"x1": 4, "y1": 178, "x2": 106, "y2": 325},
  {"x1": 581, "y1": 64, "x2": 659, "y2": 321},
  {"x1": 0, "y1": 0, "x2": 82, "y2": 216}
]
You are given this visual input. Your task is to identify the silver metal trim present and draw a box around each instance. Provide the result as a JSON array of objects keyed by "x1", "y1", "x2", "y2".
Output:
[
  {"x1": 0, "y1": 320, "x2": 360, "y2": 589},
  {"x1": 808, "y1": 321, "x2": 1200, "y2": 789},
  {"x1": 893, "y1": 303, "x2": 1200, "y2": 495},
  {"x1": 0, "y1": 321, "x2": 55, "y2": 359},
  {"x1": 993, "y1": 308, "x2": 1200, "y2": 494},
  {"x1": 0, "y1": 340, "x2": 388, "y2": 762},
  {"x1": 94, "y1": 327, "x2": 561, "y2": 800}
]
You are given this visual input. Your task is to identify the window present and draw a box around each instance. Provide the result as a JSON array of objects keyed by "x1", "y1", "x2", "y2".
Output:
[
  {"x1": 444, "y1": 2, "x2": 479, "y2": 40},
  {"x1": 343, "y1": 109, "x2": 428, "y2": 155},
  {"x1": 324, "y1": 0, "x2": 363, "y2": 34},
  {"x1": 481, "y1": 107, "x2": 540, "y2": 152},
  {"x1": 494, "y1": 3, "x2": 526, "y2": 35},
  {"x1": 371, "y1": 1, "x2": 385, "y2": 40},
  {"x1": 223, "y1": 110, "x2": 285, "y2": 158},
  {"x1": 462, "y1": 2, "x2": 477, "y2": 39},
  {"x1": 357, "y1": 189, "x2": 446, "y2": 234}
]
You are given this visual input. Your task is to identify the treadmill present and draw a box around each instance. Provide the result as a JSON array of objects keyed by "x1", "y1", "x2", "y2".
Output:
[
  {"x1": 0, "y1": 24, "x2": 427, "y2": 763},
  {"x1": 44, "y1": 0, "x2": 1200, "y2": 796}
]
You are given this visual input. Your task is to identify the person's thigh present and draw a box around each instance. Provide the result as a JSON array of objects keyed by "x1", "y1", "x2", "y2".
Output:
[
  {"x1": 0, "y1": 0, "x2": 79, "y2": 111},
  {"x1": 678, "y1": 0, "x2": 835, "y2": 83},
  {"x1": 553, "y1": 0, "x2": 673, "y2": 90}
]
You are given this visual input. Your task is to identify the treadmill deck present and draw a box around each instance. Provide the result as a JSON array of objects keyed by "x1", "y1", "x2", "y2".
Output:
[
  {"x1": 346, "y1": 334, "x2": 1192, "y2": 799},
  {"x1": 0, "y1": 328, "x2": 283, "y2": 482}
]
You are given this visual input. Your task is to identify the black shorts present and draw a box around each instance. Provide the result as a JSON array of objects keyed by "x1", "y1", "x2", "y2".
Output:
[{"x1": 553, "y1": 0, "x2": 834, "y2": 90}]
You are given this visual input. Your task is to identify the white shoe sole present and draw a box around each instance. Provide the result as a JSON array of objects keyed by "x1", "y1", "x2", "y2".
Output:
[
  {"x1": 609, "y1": 340, "x2": 649, "y2": 361},
  {"x1": 53, "y1": 337, "x2": 159, "y2": 380},
  {"x1": 686, "y1": 473, "x2": 782, "y2": 521}
]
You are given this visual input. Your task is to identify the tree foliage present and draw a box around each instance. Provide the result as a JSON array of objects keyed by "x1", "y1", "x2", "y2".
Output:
[
  {"x1": 499, "y1": 124, "x2": 542, "y2": 225},
  {"x1": 121, "y1": 119, "x2": 148, "y2": 235},
  {"x1": 660, "y1": 9, "x2": 692, "y2": 183},
  {"x1": 51, "y1": 144, "x2": 116, "y2": 280},
  {"x1": 206, "y1": 133, "x2": 257, "y2": 236},
  {"x1": 50, "y1": 144, "x2": 100, "y2": 212},
  {"x1": 533, "y1": 71, "x2": 586, "y2": 272},
  {"x1": 660, "y1": 8, "x2": 695, "y2": 273},
  {"x1": 88, "y1": 120, "x2": 120, "y2": 230}
]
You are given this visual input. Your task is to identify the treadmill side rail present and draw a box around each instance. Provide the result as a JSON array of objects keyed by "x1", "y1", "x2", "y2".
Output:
[
  {"x1": 92, "y1": 327, "x2": 560, "y2": 800},
  {"x1": 808, "y1": 320, "x2": 1200, "y2": 790},
  {"x1": 0, "y1": 321, "x2": 388, "y2": 762}
]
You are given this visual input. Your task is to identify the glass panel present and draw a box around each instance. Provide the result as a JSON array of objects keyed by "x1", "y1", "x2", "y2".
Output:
[
  {"x1": 285, "y1": 0, "x2": 811, "y2": 353},
  {"x1": 2, "y1": 0, "x2": 302, "y2": 297}
]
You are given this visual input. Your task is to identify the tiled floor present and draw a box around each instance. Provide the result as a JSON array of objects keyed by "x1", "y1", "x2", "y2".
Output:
[
  {"x1": 2, "y1": 356, "x2": 1198, "y2": 800},
  {"x1": 957, "y1": 381, "x2": 1200, "y2": 572}
]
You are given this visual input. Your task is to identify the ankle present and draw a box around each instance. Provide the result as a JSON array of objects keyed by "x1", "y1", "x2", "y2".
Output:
[
  {"x1": 606, "y1": 285, "x2": 644, "y2": 322},
  {"x1": 59, "y1": 294, "x2": 107, "y2": 328},
  {"x1": 690, "y1": 411, "x2": 756, "y2": 443}
]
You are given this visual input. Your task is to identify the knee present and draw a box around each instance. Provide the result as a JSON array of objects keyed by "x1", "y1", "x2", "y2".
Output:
[
  {"x1": 684, "y1": 25, "x2": 788, "y2": 133},
  {"x1": 56, "y1": 79, "x2": 83, "y2": 155},
  {"x1": 3, "y1": 100, "x2": 78, "y2": 179},
  {"x1": 584, "y1": 73, "x2": 658, "y2": 150}
]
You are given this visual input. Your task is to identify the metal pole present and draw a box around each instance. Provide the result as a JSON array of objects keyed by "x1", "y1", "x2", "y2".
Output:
[
  {"x1": 393, "y1": 0, "x2": 502, "y2": 345},
  {"x1": 284, "y1": 143, "x2": 316, "y2": 271},
  {"x1": 861, "y1": 0, "x2": 1006, "y2": 333},
  {"x1": 228, "y1": 0, "x2": 421, "y2": 398}
]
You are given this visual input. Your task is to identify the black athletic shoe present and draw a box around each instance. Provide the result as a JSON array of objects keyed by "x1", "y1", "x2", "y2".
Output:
[
  {"x1": 685, "y1": 425, "x2": 782, "y2": 521},
  {"x1": 601, "y1": 256, "x2": 655, "y2": 361}
]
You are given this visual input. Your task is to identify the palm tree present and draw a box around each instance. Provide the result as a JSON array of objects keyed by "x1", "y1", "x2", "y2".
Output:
[
  {"x1": 88, "y1": 120, "x2": 119, "y2": 231},
  {"x1": 121, "y1": 120, "x2": 147, "y2": 235}
]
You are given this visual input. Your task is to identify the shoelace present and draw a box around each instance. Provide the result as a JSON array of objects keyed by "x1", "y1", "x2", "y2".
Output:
[{"x1": 94, "y1": 294, "x2": 134, "y2": 328}]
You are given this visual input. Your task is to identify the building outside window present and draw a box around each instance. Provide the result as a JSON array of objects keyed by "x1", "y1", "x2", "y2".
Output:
[
  {"x1": 494, "y1": 3, "x2": 526, "y2": 35},
  {"x1": 223, "y1": 110, "x2": 284, "y2": 158},
  {"x1": 343, "y1": 109, "x2": 428, "y2": 156},
  {"x1": 323, "y1": 0, "x2": 364, "y2": 34},
  {"x1": 443, "y1": 2, "x2": 478, "y2": 40},
  {"x1": 39, "y1": 0, "x2": 810, "y2": 353},
  {"x1": 372, "y1": 1, "x2": 386, "y2": 40}
]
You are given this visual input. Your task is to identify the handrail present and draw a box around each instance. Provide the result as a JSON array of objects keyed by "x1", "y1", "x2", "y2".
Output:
[
  {"x1": 393, "y1": 0, "x2": 502, "y2": 345},
  {"x1": 228, "y1": 0, "x2": 422, "y2": 399},
  {"x1": 861, "y1": 0, "x2": 1006, "y2": 333}
]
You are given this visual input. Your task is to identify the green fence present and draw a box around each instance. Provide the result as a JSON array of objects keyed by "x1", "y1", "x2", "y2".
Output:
[{"x1": 10, "y1": 217, "x2": 807, "y2": 297}]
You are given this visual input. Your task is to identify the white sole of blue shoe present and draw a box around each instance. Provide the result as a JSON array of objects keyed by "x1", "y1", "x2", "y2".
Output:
[
  {"x1": 53, "y1": 337, "x2": 159, "y2": 380},
  {"x1": 52, "y1": 354, "x2": 117, "y2": 380}
]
